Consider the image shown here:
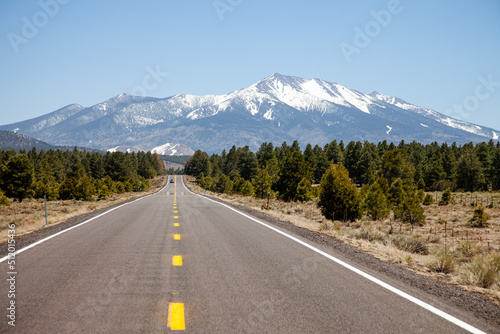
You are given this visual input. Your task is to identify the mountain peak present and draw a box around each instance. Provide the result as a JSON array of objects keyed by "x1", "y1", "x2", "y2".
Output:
[{"x1": 2, "y1": 73, "x2": 498, "y2": 153}]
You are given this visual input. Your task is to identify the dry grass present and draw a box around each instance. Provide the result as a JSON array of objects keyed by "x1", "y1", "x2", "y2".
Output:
[
  {"x1": 0, "y1": 176, "x2": 168, "y2": 244},
  {"x1": 186, "y1": 176, "x2": 500, "y2": 304}
]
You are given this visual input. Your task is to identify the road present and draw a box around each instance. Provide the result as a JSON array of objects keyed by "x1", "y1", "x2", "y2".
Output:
[{"x1": 0, "y1": 176, "x2": 497, "y2": 333}]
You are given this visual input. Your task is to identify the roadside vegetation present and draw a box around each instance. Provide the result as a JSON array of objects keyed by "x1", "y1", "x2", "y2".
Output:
[
  {"x1": 185, "y1": 139, "x2": 500, "y2": 304},
  {"x1": 0, "y1": 148, "x2": 167, "y2": 242},
  {"x1": 0, "y1": 148, "x2": 166, "y2": 203},
  {"x1": 0, "y1": 176, "x2": 167, "y2": 244}
]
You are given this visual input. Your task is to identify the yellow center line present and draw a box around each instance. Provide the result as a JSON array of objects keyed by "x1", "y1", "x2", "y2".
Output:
[
  {"x1": 174, "y1": 216, "x2": 179, "y2": 219},
  {"x1": 174, "y1": 176, "x2": 177, "y2": 203},
  {"x1": 174, "y1": 223, "x2": 179, "y2": 227},
  {"x1": 174, "y1": 211, "x2": 178, "y2": 213},
  {"x1": 172, "y1": 255, "x2": 183, "y2": 266},
  {"x1": 167, "y1": 303, "x2": 185, "y2": 330},
  {"x1": 174, "y1": 234, "x2": 181, "y2": 240}
]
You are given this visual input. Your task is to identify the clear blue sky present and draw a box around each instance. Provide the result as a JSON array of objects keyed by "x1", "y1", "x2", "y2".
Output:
[{"x1": 1, "y1": 0, "x2": 499, "y2": 130}]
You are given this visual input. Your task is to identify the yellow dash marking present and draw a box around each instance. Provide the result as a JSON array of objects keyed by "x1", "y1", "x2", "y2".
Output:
[
  {"x1": 174, "y1": 223, "x2": 179, "y2": 227},
  {"x1": 172, "y1": 255, "x2": 183, "y2": 266},
  {"x1": 174, "y1": 216, "x2": 179, "y2": 219},
  {"x1": 174, "y1": 234, "x2": 181, "y2": 240},
  {"x1": 174, "y1": 211, "x2": 178, "y2": 213},
  {"x1": 167, "y1": 303, "x2": 185, "y2": 330}
]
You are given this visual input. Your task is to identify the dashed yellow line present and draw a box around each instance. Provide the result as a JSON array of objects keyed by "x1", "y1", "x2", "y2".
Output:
[
  {"x1": 174, "y1": 216, "x2": 179, "y2": 219},
  {"x1": 167, "y1": 303, "x2": 185, "y2": 330},
  {"x1": 172, "y1": 255, "x2": 183, "y2": 266},
  {"x1": 174, "y1": 234, "x2": 181, "y2": 240},
  {"x1": 174, "y1": 223, "x2": 179, "y2": 227}
]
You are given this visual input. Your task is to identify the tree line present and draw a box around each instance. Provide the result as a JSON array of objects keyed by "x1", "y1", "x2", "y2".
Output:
[
  {"x1": 185, "y1": 139, "x2": 500, "y2": 223},
  {"x1": 0, "y1": 148, "x2": 166, "y2": 203}
]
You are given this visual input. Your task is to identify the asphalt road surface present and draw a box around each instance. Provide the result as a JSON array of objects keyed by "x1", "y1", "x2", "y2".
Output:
[{"x1": 0, "y1": 176, "x2": 498, "y2": 333}]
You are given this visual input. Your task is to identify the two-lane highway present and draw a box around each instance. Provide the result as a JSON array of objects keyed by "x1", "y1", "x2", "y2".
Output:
[{"x1": 1, "y1": 176, "x2": 497, "y2": 333}]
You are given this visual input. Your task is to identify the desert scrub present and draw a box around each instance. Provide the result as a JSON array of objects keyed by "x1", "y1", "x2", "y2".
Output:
[
  {"x1": 452, "y1": 241, "x2": 483, "y2": 262},
  {"x1": 318, "y1": 221, "x2": 330, "y2": 231},
  {"x1": 391, "y1": 234, "x2": 429, "y2": 255},
  {"x1": 426, "y1": 234, "x2": 440, "y2": 243},
  {"x1": 468, "y1": 206, "x2": 490, "y2": 228},
  {"x1": 459, "y1": 253, "x2": 500, "y2": 289},
  {"x1": 426, "y1": 250, "x2": 455, "y2": 274},
  {"x1": 351, "y1": 227, "x2": 387, "y2": 243}
]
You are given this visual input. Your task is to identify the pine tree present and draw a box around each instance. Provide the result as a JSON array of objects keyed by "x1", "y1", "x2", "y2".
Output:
[
  {"x1": 253, "y1": 167, "x2": 272, "y2": 199},
  {"x1": 58, "y1": 177, "x2": 78, "y2": 200},
  {"x1": 256, "y1": 142, "x2": 276, "y2": 167},
  {"x1": 417, "y1": 178, "x2": 425, "y2": 190},
  {"x1": 295, "y1": 177, "x2": 313, "y2": 202},
  {"x1": 492, "y1": 147, "x2": 500, "y2": 191},
  {"x1": 313, "y1": 145, "x2": 329, "y2": 183},
  {"x1": 381, "y1": 148, "x2": 415, "y2": 185},
  {"x1": 317, "y1": 164, "x2": 362, "y2": 221},
  {"x1": 456, "y1": 149, "x2": 485, "y2": 192},
  {"x1": 185, "y1": 150, "x2": 211, "y2": 178},
  {"x1": 394, "y1": 190, "x2": 426, "y2": 229},
  {"x1": 344, "y1": 141, "x2": 363, "y2": 184},
  {"x1": 468, "y1": 206, "x2": 490, "y2": 228},
  {"x1": 275, "y1": 150, "x2": 311, "y2": 201},
  {"x1": 438, "y1": 189, "x2": 454, "y2": 206},
  {"x1": 0, "y1": 153, "x2": 34, "y2": 202},
  {"x1": 76, "y1": 175, "x2": 95, "y2": 201},
  {"x1": 422, "y1": 194, "x2": 434, "y2": 205},
  {"x1": 324, "y1": 140, "x2": 343, "y2": 164},
  {"x1": 236, "y1": 146, "x2": 258, "y2": 180},
  {"x1": 363, "y1": 182, "x2": 390, "y2": 220},
  {"x1": 388, "y1": 178, "x2": 406, "y2": 207}
]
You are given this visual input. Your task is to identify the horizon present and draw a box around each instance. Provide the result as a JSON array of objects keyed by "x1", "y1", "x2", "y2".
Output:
[{"x1": 1, "y1": 0, "x2": 499, "y2": 130}]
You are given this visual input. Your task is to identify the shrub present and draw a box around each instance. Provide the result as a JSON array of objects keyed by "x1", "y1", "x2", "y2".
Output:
[
  {"x1": 438, "y1": 189, "x2": 454, "y2": 205},
  {"x1": 453, "y1": 241, "x2": 482, "y2": 261},
  {"x1": 394, "y1": 191, "x2": 426, "y2": 228},
  {"x1": 426, "y1": 250, "x2": 455, "y2": 273},
  {"x1": 468, "y1": 206, "x2": 490, "y2": 228},
  {"x1": 354, "y1": 227, "x2": 387, "y2": 243},
  {"x1": 460, "y1": 253, "x2": 500, "y2": 288},
  {"x1": 391, "y1": 235, "x2": 429, "y2": 254},
  {"x1": 0, "y1": 189, "x2": 10, "y2": 206},
  {"x1": 295, "y1": 177, "x2": 314, "y2": 202},
  {"x1": 422, "y1": 194, "x2": 434, "y2": 205}
]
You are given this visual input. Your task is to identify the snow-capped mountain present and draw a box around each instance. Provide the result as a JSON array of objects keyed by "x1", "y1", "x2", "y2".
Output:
[
  {"x1": 1, "y1": 73, "x2": 498, "y2": 153},
  {"x1": 151, "y1": 143, "x2": 194, "y2": 156}
]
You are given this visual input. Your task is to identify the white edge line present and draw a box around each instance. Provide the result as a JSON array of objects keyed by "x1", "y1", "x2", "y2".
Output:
[
  {"x1": 0, "y1": 176, "x2": 171, "y2": 263},
  {"x1": 180, "y1": 176, "x2": 486, "y2": 334}
]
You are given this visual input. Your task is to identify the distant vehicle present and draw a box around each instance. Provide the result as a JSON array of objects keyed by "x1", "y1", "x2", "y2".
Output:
[{"x1": 170, "y1": 179, "x2": 174, "y2": 183}]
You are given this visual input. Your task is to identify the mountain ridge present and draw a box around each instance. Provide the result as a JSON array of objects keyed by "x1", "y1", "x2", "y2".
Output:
[{"x1": 1, "y1": 73, "x2": 498, "y2": 153}]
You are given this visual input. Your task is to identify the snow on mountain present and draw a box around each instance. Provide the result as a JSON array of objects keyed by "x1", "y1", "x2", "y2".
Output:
[
  {"x1": 151, "y1": 143, "x2": 194, "y2": 156},
  {"x1": 1, "y1": 73, "x2": 498, "y2": 154},
  {"x1": 107, "y1": 145, "x2": 145, "y2": 153}
]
